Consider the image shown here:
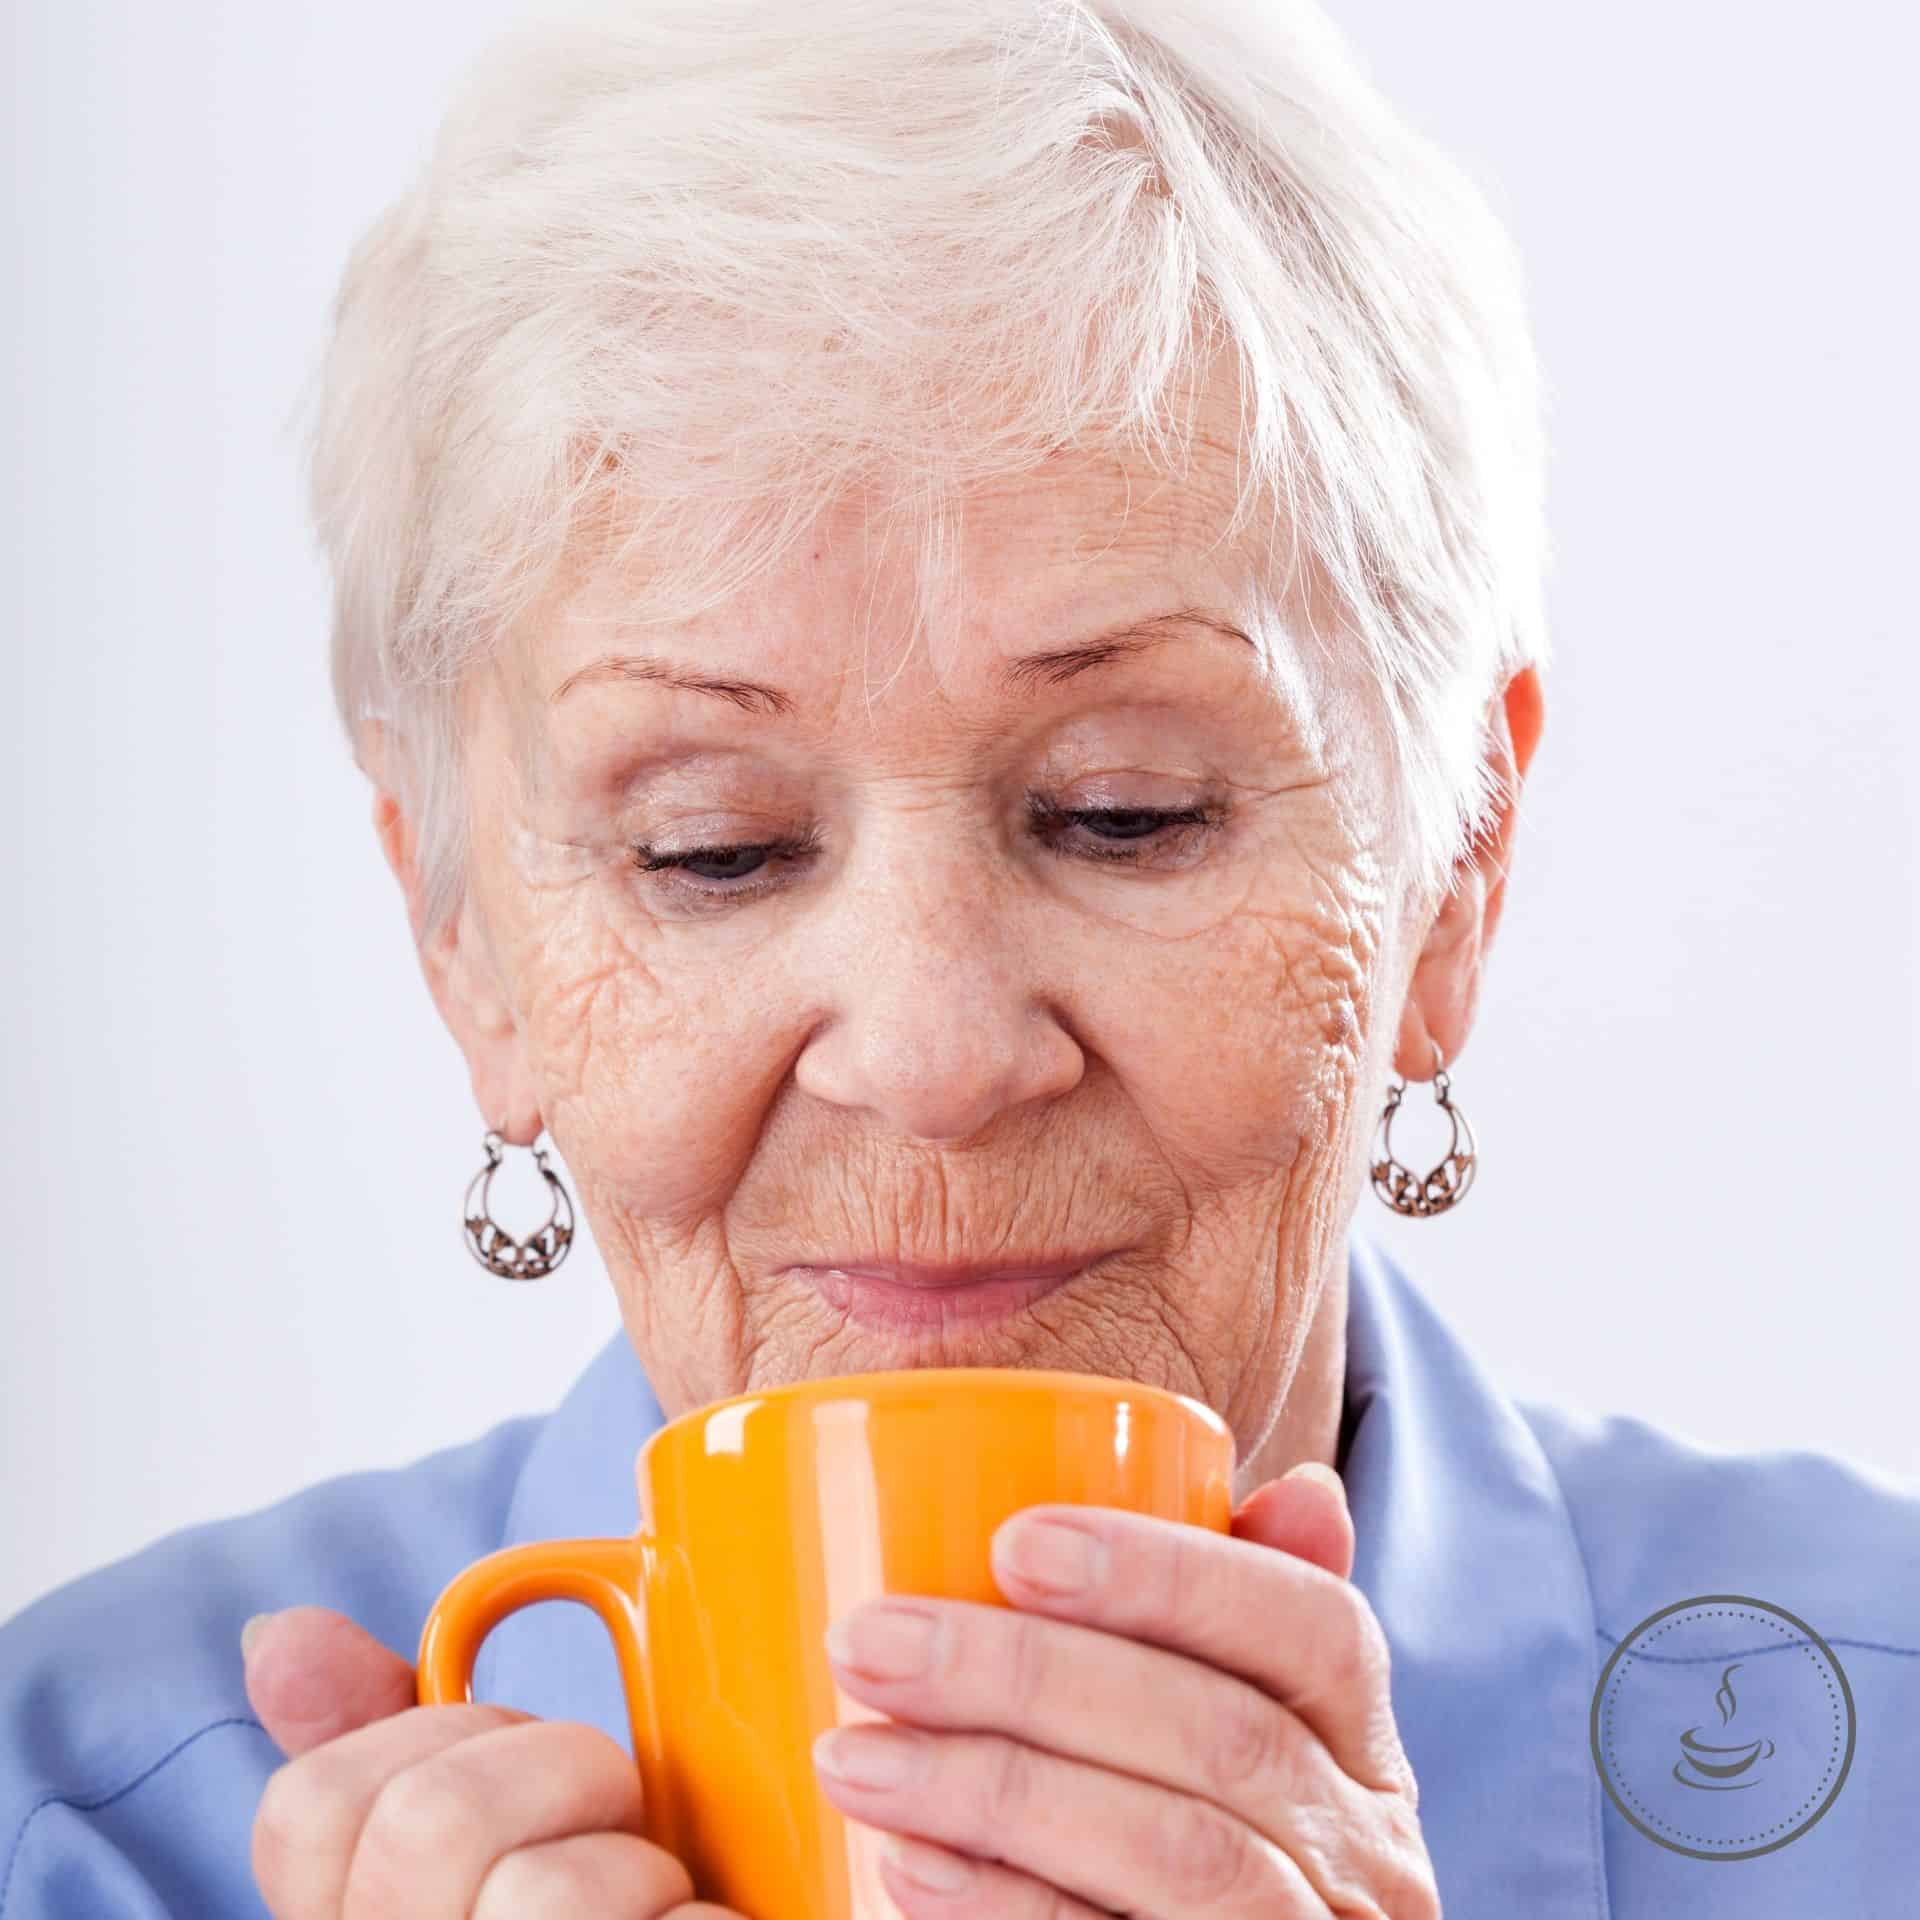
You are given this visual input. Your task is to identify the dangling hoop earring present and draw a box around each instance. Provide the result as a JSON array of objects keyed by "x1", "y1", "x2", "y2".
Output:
[
  {"x1": 462, "y1": 1128, "x2": 576, "y2": 1280},
  {"x1": 1371, "y1": 1039, "x2": 1478, "y2": 1218}
]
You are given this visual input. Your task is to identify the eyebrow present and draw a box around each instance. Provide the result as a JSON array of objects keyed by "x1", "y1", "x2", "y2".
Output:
[{"x1": 547, "y1": 605, "x2": 1256, "y2": 714}]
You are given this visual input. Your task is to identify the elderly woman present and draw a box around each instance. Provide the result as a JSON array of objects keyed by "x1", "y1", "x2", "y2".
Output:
[{"x1": 5, "y1": 0, "x2": 1916, "y2": 1914}]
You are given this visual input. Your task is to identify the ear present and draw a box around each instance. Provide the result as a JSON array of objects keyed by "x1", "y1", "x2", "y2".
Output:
[
  {"x1": 1393, "y1": 666, "x2": 1546, "y2": 1079},
  {"x1": 368, "y1": 772, "x2": 545, "y2": 1148}
]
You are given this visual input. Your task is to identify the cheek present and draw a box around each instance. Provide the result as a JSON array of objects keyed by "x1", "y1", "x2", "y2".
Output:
[
  {"x1": 1119, "y1": 838, "x2": 1386, "y2": 1177},
  {"x1": 512, "y1": 908, "x2": 778, "y2": 1225},
  {"x1": 1270, "y1": 847, "x2": 1387, "y2": 1122}
]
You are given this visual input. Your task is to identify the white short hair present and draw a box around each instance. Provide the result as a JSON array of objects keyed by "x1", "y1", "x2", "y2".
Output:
[{"x1": 304, "y1": 0, "x2": 1551, "y2": 949}]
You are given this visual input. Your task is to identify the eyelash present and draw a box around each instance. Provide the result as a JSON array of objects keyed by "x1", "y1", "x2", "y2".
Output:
[{"x1": 628, "y1": 797, "x2": 1227, "y2": 905}]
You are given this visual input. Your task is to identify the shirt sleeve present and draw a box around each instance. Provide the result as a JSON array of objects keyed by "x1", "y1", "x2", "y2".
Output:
[
  {"x1": 1, "y1": 1716, "x2": 280, "y2": 1919},
  {"x1": 1, "y1": 1415, "x2": 545, "y2": 1920}
]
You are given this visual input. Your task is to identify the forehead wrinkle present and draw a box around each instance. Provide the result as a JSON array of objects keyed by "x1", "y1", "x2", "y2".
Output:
[
  {"x1": 513, "y1": 404, "x2": 1308, "y2": 757},
  {"x1": 905, "y1": 455, "x2": 1237, "y2": 707}
]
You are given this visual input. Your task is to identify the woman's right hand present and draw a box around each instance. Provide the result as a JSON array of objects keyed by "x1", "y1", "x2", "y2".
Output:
[{"x1": 243, "y1": 1604, "x2": 743, "y2": 1919}]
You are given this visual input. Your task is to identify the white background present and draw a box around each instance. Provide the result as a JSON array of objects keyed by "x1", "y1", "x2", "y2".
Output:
[{"x1": 5, "y1": 0, "x2": 1916, "y2": 1627}]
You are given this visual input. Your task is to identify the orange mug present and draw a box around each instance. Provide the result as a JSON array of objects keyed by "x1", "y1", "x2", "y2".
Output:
[{"x1": 416, "y1": 1364, "x2": 1236, "y2": 1918}]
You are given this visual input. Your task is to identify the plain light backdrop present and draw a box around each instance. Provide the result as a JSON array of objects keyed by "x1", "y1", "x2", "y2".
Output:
[{"x1": 5, "y1": 0, "x2": 1916, "y2": 1627}]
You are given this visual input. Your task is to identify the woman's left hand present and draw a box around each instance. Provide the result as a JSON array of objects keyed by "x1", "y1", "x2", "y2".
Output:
[{"x1": 813, "y1": 1463, "x2": 1439, "y2": 1917}]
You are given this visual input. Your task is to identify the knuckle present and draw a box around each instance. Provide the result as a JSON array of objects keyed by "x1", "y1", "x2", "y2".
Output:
[
  {"x1": 471, "y1": 1836, "x2": 657, "y2": 1918},
  {"x1": 1376, "y1": 1799, "x2": 1441, "y2": 1920},
  {"x1": 1152, "y1": 1517, "x2": 1209, "y2": 1633},
  {"x1": 1381, "y1": 1864, "x2": 1443, "y2": 1920},
  {"x1": 354, "y1": 1752, "x2": 490, "y2": 1893},
  {"x1": 251, "y1": 1762, "x2": 299, "y2": 1851},
  {"x1": 1200, "y1": 1685, "x2": 1285, "y2": 1799},
  {"x1": 251, "y1": 1751, "x2": 353, "y2": 1901},
  {"x1": 1146, "y1": 1795, "x2": 1255, "y2": 1903},
  {"x1": 1330, "y1": 1585, "x2": 1392, "y2": 1694},
  {"x1": 979, "y1": 1731, "x2": 1038, "y2": 1832},
  {"x1": 1358, "y1": 1592, "x2": 1394, "y2": 1675},
  {"x1": 249, "y1": 1765, "x2": 304, "y2": 1900},
  {"x1": 1002, "y1": 1609, "x2": 1054, "y2": 1713},
  {"x1": 1145, "y1": 1515, "x2": 1241, "y2": 1656},
  {"x1": 476, "y1": 1844, "x2": 588, "y2": 1913},
  {"x1": 480, "y1": 1833, "x2": 700, "y2": 1920},
  {"x1": 372, "y1": 1752, "x2": 482, "y2": 1841}
]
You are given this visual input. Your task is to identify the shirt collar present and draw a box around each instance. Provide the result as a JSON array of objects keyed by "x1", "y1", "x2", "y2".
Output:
[
  {"x1": 1340, "y1": 1231, "x2": 1608, "y2": 1915},
  {"x1": 482, "y1": 1231, "x2": 1608, "y2": 1916}
]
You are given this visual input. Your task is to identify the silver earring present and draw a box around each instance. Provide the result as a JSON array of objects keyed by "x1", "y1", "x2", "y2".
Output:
[
  {"x1": 462, "y1": 1128, "x2": 576, "y2": 1280},
  {"x1": 1371, "y1": 1040, "x2": 1478, "y2": 1218}
]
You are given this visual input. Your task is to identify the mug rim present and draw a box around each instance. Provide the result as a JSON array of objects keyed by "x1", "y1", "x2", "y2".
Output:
[{"x1": 643, "y1": 1364, "x2": 1233, "y2": 1450}]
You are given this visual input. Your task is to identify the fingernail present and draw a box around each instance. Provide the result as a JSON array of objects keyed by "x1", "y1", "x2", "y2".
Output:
[
  {"x1": 813, "y1": 1724, "x2": 925, "y2": 1788},
  {"x1": 825, "y1": 1602, "x2": 944, "y2": 1680},
  {"x1": 881, "y1": 1830, "x2": 976, "y2": 1893},
  {"x1": 1288, "y1": 1462, "x2": 1346, "y2": 1501},
  {"x1": 999, "y1": 1515, "x2": 1106, "y2": 1594},
  {"x1": 241, "y1": 1613, "x2": 274, "y2": 1661}
]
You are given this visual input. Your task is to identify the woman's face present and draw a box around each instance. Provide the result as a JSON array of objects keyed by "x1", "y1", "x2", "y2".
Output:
[{"x1": 411, "y1": 397, "x2": 1473, "y2": 1481}]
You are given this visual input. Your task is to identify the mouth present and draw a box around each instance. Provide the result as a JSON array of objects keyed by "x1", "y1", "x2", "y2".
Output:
[{"x1": 780, "y1": 1252, "x2": 1120, "y2": 1334}]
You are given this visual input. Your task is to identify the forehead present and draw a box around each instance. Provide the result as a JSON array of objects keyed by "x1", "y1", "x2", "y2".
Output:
[{"x1": 502, "y1": 372, "x2": 1268, "y2": 713}]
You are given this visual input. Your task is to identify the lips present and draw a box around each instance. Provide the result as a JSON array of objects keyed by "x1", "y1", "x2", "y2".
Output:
[
  {"x1": 783, "y1": 1252, "x2": 1116, "y2": 1333},
  {"x1": 808, "y1": 1255, "x2": 1102, "y2": 1289}
]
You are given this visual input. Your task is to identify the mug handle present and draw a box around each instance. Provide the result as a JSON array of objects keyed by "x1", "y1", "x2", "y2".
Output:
[{"x1": 415, "y1": 1537, "x2": 649, "y2": 1738}]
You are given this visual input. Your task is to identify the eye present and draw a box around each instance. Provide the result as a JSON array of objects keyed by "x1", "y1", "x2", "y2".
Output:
[
  {"x1": 1025, "y1": 797, "x2": 1225, "y2": 867},
  {"x1": 630, "y1": 828, "x2": 819, "y2": 902},
  {"x1": 627, "y1": 798, "x2": 1227, "y2": 908}
]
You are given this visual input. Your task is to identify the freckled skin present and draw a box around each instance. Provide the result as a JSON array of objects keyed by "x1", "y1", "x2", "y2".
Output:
[{"x1": 382, "y1": 372, "x2": 1541, "y2": 1500}]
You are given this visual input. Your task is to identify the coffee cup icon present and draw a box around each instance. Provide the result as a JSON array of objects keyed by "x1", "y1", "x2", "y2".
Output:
[
  {"x1": 1673, "y1": 1662, "x2": 1776, "y2": 1788},
  {"x1": 1591, "y1": 1595, "x2": 1855, "y2": 1860}
]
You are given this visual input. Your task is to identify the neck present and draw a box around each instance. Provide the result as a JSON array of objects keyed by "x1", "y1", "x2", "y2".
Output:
[{"x1": 1231, "y1": 1251, "x2": 1350, "y2": 1503}]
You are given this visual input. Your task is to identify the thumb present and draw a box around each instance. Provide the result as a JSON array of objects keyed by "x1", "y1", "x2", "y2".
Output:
[
  {"x1": 1231, "y1": 1461, "x2": 1355, "y2": 1581},
  {"x1": 241, "y1": 1605, "x2": 425, "y2": 1759}
]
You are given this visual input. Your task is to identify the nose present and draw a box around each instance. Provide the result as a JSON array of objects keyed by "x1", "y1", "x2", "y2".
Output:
[{"x1": 791, "y1": 839, "x2": 1084, "y2": 1143}]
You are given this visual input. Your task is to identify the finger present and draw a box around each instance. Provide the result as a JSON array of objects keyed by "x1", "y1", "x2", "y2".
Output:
[
  {"x1": 1231, "y1": 1466, "x2": 1354, "y2": 1580},
  {"x1": 343, "y1": 1716, "x2": 649, "y2": 1920},
  {"x1": 876, "y1": 1831, "x2": 1115, "y2": 1918},
  {"x1": 989, "y1": 1505, "x2": 1407, "y2": 1796},
  {"x1": 251, "y1": 1701, "x2": 533, "y2": 1920},
  {"x1": 471, "y1": 1829, "x2": 696, "y2": 1919},
  {"x1": 823, "y1": 1595, "x2": 1383, "y2": 1905},
  {"x1": 815, "y1": 1722, "x2": 1322, "y2": 1918},
  {"x1": 244, "y1": 1607, "x2": 430, "y2": 1758}
]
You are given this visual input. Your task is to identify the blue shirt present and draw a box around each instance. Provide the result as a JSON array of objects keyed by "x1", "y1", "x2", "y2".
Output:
[{"x1": 4, "y1": 1232, "x2": 1915, "y2": 1916}]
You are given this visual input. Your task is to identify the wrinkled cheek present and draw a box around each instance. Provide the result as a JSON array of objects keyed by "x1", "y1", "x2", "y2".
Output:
[
  {"x1": 1287, "y1": 845, "x2": 1388, "y2": 1113},
  {"x1": 515, "y1": 931, "x2": 703, "y2": 1211},
  {"x1": 1212, "y1": 892, "x2": 1382, "y2": 1167},
  {"x1": 1294, "y1": 933, "x2": 1375, "y2": 1141},
  {"x1": 526, "y1": 944, "x2": 779, "y2": 1244}
]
